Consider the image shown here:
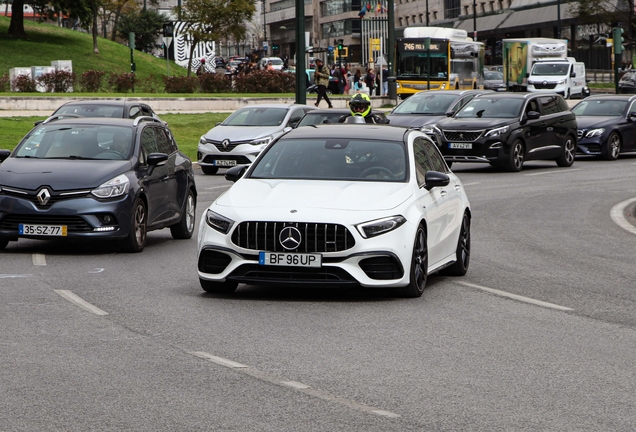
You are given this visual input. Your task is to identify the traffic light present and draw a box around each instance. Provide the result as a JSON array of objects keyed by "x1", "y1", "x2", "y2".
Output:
[
  {"x1": 613, "y1": 27, "x2": 625, "y2": 55},
  {"x1": 272, "y1": 43, "x2": 279, "y2": 51},
  {"x1": 337, "y1": 39, "x2": 344, "y2": 50}
]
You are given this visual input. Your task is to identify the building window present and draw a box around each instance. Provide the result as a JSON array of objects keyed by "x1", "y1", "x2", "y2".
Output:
[
  {"x1": 489, "y1": 1, "x2": 494, "y2": 11},
  {"x1": 444, "y1": 0, "x2": 460, "y2": 19},
  {"x1": 433, "y1": 10, "x2": 438, "y2": 19},
  {"x1": 419, "y1": 13, "x2": 423, "y2": 23},
  {"x1": 464, "y1": 5, "x2": 469, "y2": 15},
  {"x1": 399, "y1": 17, "x2": 403, "y2": 26},
  {"x1": 405, "y1": 16, "x2": 410, "y2": 25}
]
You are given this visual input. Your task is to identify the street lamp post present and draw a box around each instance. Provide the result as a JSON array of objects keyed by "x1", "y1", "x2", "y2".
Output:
[
  {"x1": 473, "y1": 0, "x2": 477, "y2": 41},
  {"x1": 557, "y1": 0, "x2": 561, "y2": 38},
  {"x1": 426, "y1": 0, "x2": 429, "y2": 26}
]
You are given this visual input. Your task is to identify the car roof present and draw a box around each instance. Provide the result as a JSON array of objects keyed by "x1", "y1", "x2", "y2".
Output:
[
  {"x1": 581, "y1": 94, "x2": 636, "y2": 101},
  {"x1": 472, "y1": 92, "x2": 555, "y2": 100},
  {"x1": 39, "y1": 117, "x2": 154, "y2": 127},
  {"x1": 304, "y1": 109, "x2": 384, "y2": 115},
  {"x1": 236, "y1": 104, "x2": 311, "y2": 110},
  {"x1": 283, "y1": 124, "x2": 409, "y2": 141},
  {"x1": 411, "y1": 89, "x2": 492, "y2": 97},
  {"x1": 59, "y1": 100, "x2": 145, "y2": 108}
]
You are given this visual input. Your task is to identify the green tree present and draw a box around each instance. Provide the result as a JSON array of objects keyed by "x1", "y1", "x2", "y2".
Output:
[
  {"x1": 117, "y1": 9, "x2": 167, "y2": 52},
  {"x1": 175, "y1": 0, "x2": 256, "y2": 76}
]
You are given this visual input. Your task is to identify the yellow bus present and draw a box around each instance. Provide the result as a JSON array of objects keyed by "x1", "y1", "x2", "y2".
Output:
[{"x1": 395, "y1": 27, "x2": 485, "y2": 97}]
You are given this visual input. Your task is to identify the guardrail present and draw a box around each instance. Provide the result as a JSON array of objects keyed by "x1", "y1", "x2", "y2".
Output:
[{"x1": 587, "y1": 69, "x2": 614, "y2": 83}]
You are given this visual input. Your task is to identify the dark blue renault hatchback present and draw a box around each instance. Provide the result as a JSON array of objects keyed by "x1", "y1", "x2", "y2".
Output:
[{"x1": 0, "y1": 116, "x2": 197, "y2": 252}]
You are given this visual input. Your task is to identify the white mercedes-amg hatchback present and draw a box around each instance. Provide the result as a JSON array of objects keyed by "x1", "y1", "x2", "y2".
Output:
[{"x1": 197, "y1": 124, "x2": 471, "y2": 298}]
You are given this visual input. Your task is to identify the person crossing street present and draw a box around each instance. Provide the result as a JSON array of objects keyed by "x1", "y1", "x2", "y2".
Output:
[{"x1": 314, "y1": 59, "x2": 333, "y2": 108}]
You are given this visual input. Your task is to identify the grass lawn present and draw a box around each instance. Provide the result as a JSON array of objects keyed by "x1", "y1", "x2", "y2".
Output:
[{"x1": 0, "y1": 113, "x2": 231, "y2": 161}]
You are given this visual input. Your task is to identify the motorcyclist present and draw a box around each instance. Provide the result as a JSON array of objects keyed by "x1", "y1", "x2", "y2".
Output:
[{"x1": 340, "y1": 93, "x2": 389, "y2": 124}]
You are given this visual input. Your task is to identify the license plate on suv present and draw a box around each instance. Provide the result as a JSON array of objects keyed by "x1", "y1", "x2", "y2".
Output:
[
  {"x1": 449, "y1": 143, "x2": 472, "y2": 149},
  {"x1": 213, "y1": 160, "x2": 237, "y2": 167},
  {"x1": 259, "y1": 252, "x2": 322, "y2": 268}
]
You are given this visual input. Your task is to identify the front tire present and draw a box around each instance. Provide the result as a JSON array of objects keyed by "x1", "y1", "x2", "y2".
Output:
[
  {"x1": 440, "y1": 212, "x2": 471, "y2": 276},
  {"x1": 397, "y1": 226, "x2": 428, "y2": 298},
  {"x1": 201, "y1": 165, "x2": 219, "y2": 175},
  {"x1": 170, "y1": 189, "x2": 196, "y2": 239},
  {"x1": 200, "y1": 278, "x2": 238, "y2": 294},
  {"x1": 601, "y1": 132, "x2": 621, "y2": 160},
  {"x1": 505, "y1": 140, "x2": 524, "y2": 172},
  {"x1": 556, "y1": 135, "x2": 576, "y2": 167},
  {"x1": 122, "y1": 198, "x2": 147, "y2": 253}
]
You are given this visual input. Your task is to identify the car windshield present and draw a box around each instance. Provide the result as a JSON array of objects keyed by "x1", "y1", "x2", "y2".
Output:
[
  {"x1": 15, "y1": 124, "x2": 134, "y2": 160},
  {"x1": 455, "y1": 97, "x2": 523, "y2": 118},
  {"x1": 269, "y1": 58, "x2": 284, "y2": 66},
  {"x1": 619, "y1": 73, "x2": 636, "y2": 82},
  {"x1": 297, "y1": 113, "x2": 346, "y2": 127},
  {"x1": 54, "y1": 104, "x2": 125, "y2": 118},
  {"x1": 392, "y1": 93, "x2": 458, "y2": 115},
  {"x1": 531, "y1": 63, "x2": 569, "y2": 76},
  {"x1": 250, "y1": 138, "x2": 407, "y2": 182},
  {"x1": 222, "y1": 107, "x2": 288, "y2": 126},
  {"x1": 572, "y1": 100, "x2": 628, "y2": 116},
  {"x1": 484, "y1": 71, "x2": 503, "y2": 80}
]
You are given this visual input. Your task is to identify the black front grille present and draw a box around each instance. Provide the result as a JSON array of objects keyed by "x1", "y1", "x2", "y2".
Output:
[
  {"x1": 198, "y1": 250, "x2": 232, "y2": 274},
  {"x1": 532, "y1": 82, "x2": 557, "y2": 89},
  {"x1": 359, "y1": 256, "x2": 404, "y2": 280},
  {"x1": 228, "y1": 264, "x2": 358, "y2": 285},
  {"x1": 203, "y1": 140, "x2": 250, "y2": 152},
  {"x1": 1, "y1": 187, "x2": 91, "y2": 209},
  {"x1": 442, "y1": 130, "x2": 483, "y2": 142},
  {"x1": 231, "y1": 221, "x2": 356, "y2": 253},
  {"x1": 202, "y1": 155, "x2": 252, "y2": 164},
  {"x1": 0, "y1": 215, "x2": 92, "y2": 232}
]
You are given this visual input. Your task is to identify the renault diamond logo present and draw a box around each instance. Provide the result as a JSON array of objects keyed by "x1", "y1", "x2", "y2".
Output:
[
  {"x1": 221, "y1": 139, "x2": 230, "y2": 149},
  {"x1": 36, "y1": 188, "x2": 51, "y2": 205},
  {"x1": 543, "y1": 81, "x2": 548, "y2": 86},
  {"x1": 279, "y1": 226, "x2": 301, "y2": 250}
]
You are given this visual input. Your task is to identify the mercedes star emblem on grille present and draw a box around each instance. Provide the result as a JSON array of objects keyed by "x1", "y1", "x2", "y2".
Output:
[
  {"x1": 221, "y1": 139, "x2": 230, "y2": 149},
  {"x1": 279, "y1": 226, "x2": 301, "y2": 250},
  {"x1": 36, "y1": 188, "x2": 51, "y2": 205}
]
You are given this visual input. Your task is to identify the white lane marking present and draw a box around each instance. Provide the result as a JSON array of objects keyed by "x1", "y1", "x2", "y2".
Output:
[
  {"x1": 53, "y1": 290, "x2": 109, "y2": 316},
  {"x1": 281, "y1": 381, "x2": 310, "y2": 389},
  {"x1": 524, "y1": 169, "x2": 581, "y2": 177},
  {"x1": 610, "y1": 197, "x2": 636, "y2": 236},
  {"x1": 189, "y1": 351, "x2": 248, "y2": 368},
  {"x1": 32, "y1": 254, "x2": 46, "y2": 266},
  {"x1": 0, "y1": 274, "x2": 33, "y2": 278},
  {"x1": 456, "y1": 281, "x2": 574, "y2": 311},
  {"x1": 189, "y1": 351, "x2": 400, "y2": 419},
  {"x1": 205, "y1": 185, "x2": 232, "y2": 190},
  {"x1": 88, "y1": 268, "x2": 105, "y2": 274},
  {"x1": 462, "y1": 182, "x2": 480, "y2": 187}
]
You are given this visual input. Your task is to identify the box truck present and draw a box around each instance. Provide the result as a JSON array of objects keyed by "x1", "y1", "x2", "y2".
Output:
[
  {"x1": 503, "y1": 38, "x2": 568, "y2": 92},
  {"x1": 527, "y1": 57, "x2": 587, "y2": 99}
]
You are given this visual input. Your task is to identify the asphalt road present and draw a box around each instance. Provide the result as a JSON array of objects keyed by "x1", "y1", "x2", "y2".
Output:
[{"x1": 2, "y1": 156, "x2": 636, "y2": 431}]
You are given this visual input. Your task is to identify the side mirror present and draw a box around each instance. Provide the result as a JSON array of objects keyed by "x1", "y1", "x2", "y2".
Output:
[
  {"x1": 215, "y1": 122, "x2": 222, "y2": 127},
  {"x1": 0, "y1": 149, "x2": 11, "y2": 162},
  {"x1": 445, "y1": 110, "x2": 455, "y2": 117},
  {"x1": 526, "y1": 111, "x2": 541, "y2": 120},
  {"x1": 33, "y1": 120, "x2": 44, "y2": 126},
  {"x1": 424, "y1": 170, "x2": 450, "y2": 190},
  {"x1": 525, "y1": 72, "x2": 530, "y2": 78},
  {"x1": 147, "y1": 153, "x2": 168, "y2": 166},
  {"x1": 628, "y1": 112, "x2": 636, "y2": 119},
  {"x1": 225, "y1": 165, "x2": 246, "y2": 182}
]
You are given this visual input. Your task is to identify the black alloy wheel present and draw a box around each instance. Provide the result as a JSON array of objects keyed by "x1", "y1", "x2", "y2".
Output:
[
  {"x1": 602, "y1": 132, "x2": 621, "y2": 161},
  {"x1": 505, "y1": 140, "x2": 524, "y2": 172},
  {"x1": 170, "y1": 189, "x2": 196, "y2": 239},
  {"x1": 556, "y1": 135, "x2": 576, "y2": 167},
  {"x1": 398, "y1": 226, "x2": 428, "y2": 298},
  {"x1": 201, "y1": 166, "x2": 219, "y2": 175},
  {"x1": 200, "y1": 278, "x2": 238, "y2": 294},
  {"x1": 440, "y1": 212, "x2": 471, "y2": 276},
  {"x1": 122, "y1": 198, "x2": 147, "y2": 252}
]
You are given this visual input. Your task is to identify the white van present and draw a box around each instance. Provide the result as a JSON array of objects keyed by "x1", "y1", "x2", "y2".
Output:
[
  {"x1": 527, "y1": 57, "x2": 587, "y2": 99},
  {"x1": 259, "y1": 57, "x2": 285, "y2": 71}
]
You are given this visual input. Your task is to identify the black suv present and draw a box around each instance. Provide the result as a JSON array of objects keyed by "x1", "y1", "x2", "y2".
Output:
[{"x1": 434, "y1": 93, "x2": 577, "y2": 172}]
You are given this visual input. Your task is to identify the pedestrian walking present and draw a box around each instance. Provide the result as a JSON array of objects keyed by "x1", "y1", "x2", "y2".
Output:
[{"x1": 314, "y1": 59, "x2": 333, "y2": 108}]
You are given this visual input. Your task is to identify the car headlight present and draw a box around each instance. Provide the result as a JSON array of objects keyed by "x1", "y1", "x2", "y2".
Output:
[
  {"x1": 420, "y1": 125, "x2": 436, "y2": 133},
  {"x1": 484, "y1": 125, "x2": 509, "y2": 137},
  {"x1": 356, "y1": 215, "x2": 406, "y2": 239},
  {"x1": 91, "y1": 174, "x2": 130, "y2": 199},
  {"x1": 440, "y1": 83, "x2": 446, "y2": 90},
  {"x1": 251, "y1": 136, "x2": 273, "y2": 146},
  {"x1": 205, "y1": 209, "x2": 234, "y2": 234},
  {"x1": 557, "y1": 79, "x2": 565, "y2": 85},
  {"x1": 199, "y1": 136, "x2": 208, "y2": 145},
  {"x1": 585, "y1": 128, "x2": 605, "y2": 138}
]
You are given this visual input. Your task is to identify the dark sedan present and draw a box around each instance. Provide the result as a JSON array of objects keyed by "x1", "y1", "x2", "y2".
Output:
[
  {"x1": 617, "y1": 71, "x2": 636, "y2": 94},
  {"x1": 0, "y1": 117, "x2": 197, "y2": 252},
  {"x1": 296, "y1": 109, "x2": 388, "y2": 127},
  {"x1": 50, "y1": 100, "x2": 162, "y2": 121},
  {"x1": 572, "y1": 94, "x2": 636, "y2": 160}
]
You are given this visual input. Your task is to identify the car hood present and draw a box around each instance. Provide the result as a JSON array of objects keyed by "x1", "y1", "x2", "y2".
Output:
[
  {"x1": 386, "y1": 114, "x2": 446, "y2": 128},
  {"x1": 0, "y1": 158, "x2": 131, "y2": 190},
  {"x1": 575, "y1": 116, "x2": 622, "y2": 129},
  {"x1": 436, "y1": 117, "x2": 514, "y2": 130},
  {"x1": 216, "y1": 179, "x2": 413, "y2": 212},
  {"x1": 204, "y1": 126, "x2": 284, "y2": 142}
]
